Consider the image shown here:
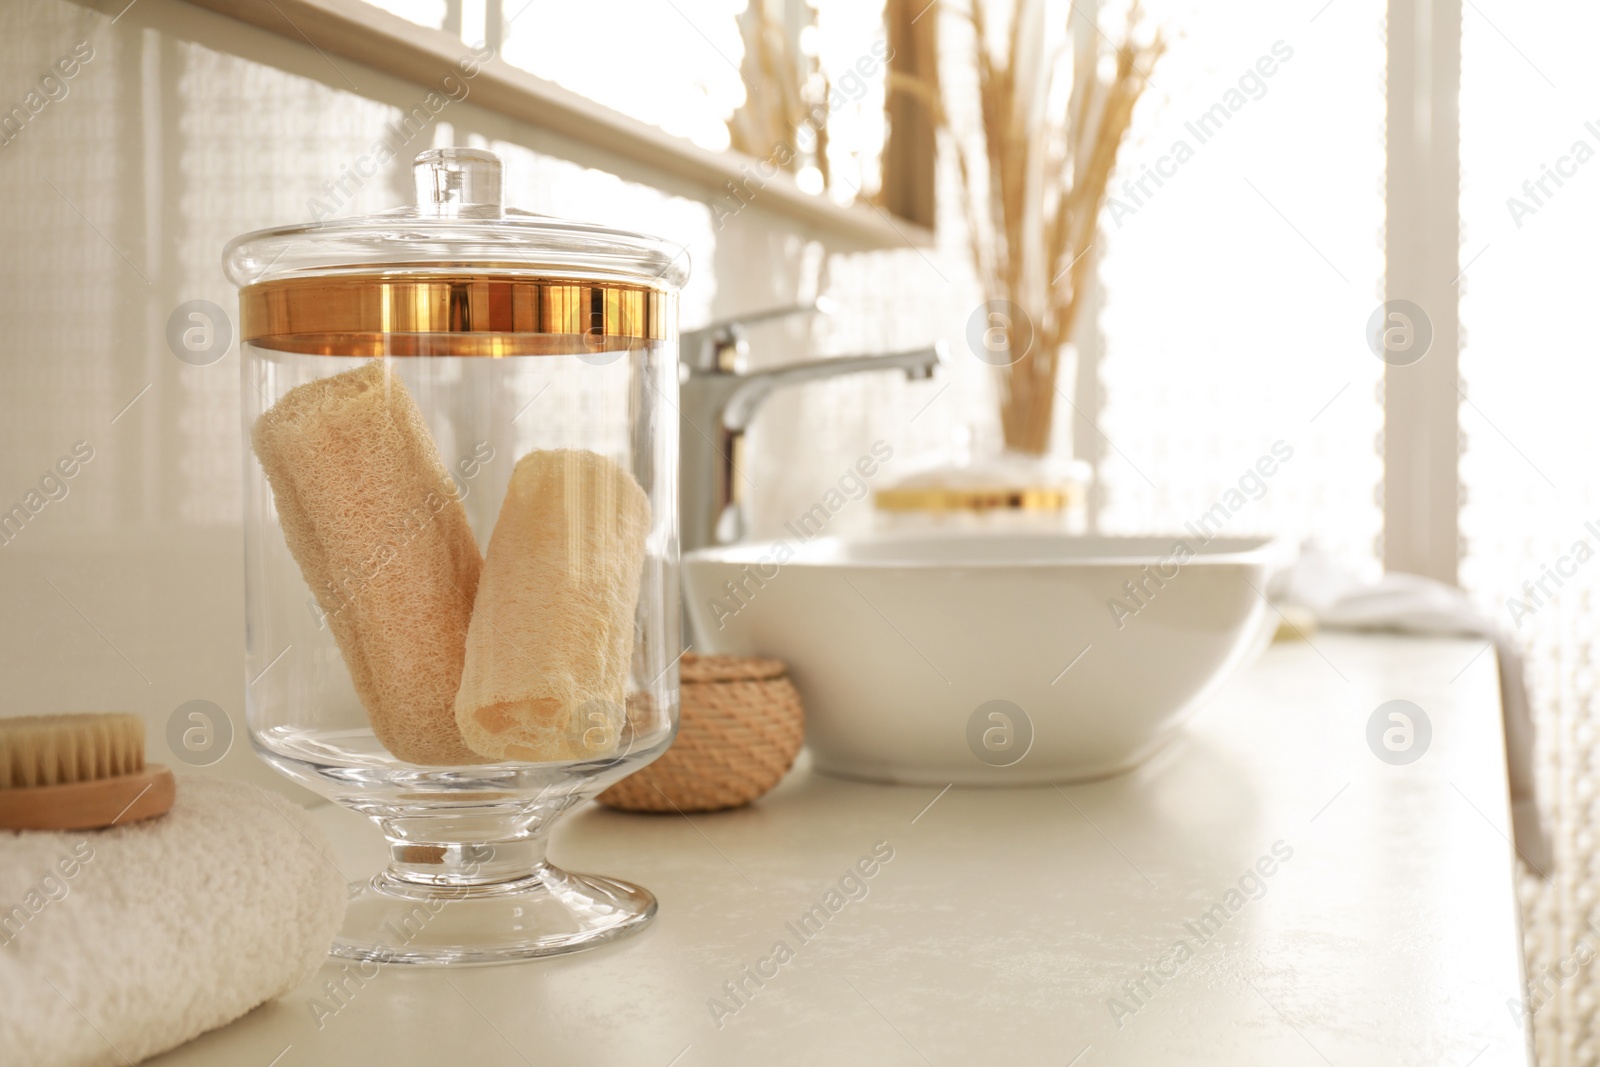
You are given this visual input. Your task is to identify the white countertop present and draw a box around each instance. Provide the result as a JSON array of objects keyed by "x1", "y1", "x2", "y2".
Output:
[{"x1": 151, "y1": 634, "x2": 1531, "y2": 1066}]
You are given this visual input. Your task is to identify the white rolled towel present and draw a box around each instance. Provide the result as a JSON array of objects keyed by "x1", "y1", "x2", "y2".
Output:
[{"x1": 0, "y1": 776, "x2": 346, "y2": 1066}]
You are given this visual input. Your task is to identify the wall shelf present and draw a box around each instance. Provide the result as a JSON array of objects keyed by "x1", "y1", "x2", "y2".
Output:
[{"x1": 178, "y1": 0, "x2": 935, "y2": 250}]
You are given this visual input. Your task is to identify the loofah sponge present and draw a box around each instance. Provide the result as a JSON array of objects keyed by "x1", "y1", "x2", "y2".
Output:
[
  {"x1": 252, "y1": 359, "x2": 484, "y2": 765},
  {"x1": 455, "y1": 449, "x2": 651, "y2": 763}
]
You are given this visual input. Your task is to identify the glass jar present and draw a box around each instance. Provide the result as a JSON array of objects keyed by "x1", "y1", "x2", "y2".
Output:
[
  {"x1": 224, "y1": 149, "x2": 685, "y2": 964},
  {"x1": 873, "y1": 433, "x2": 1090, "y2": 533}
]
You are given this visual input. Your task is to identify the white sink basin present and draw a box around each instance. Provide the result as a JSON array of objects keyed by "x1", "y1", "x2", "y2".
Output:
[{"x1": 683, "y1": 533, "x2": 1282, "y2": 785}]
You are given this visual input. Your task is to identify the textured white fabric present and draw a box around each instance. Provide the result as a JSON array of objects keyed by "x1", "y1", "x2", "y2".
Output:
[
  {"x1": 1275, "y1": 548, "x2": 1551, "y2": 871},
  {"x1": 0, "y1": 776, "x2": 346, "y2": 1066}
]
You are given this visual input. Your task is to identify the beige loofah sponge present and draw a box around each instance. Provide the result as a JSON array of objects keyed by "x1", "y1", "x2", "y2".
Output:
[
  {"x1": 252, "y1": 359, "x2": 484, "y2": 765},
  {"x1": 455, "y1": 449, "x2": 651, "y2": 763}
]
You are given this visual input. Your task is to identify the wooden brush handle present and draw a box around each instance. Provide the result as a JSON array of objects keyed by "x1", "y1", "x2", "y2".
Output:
[{"x1": 0, "y1": 765, "x2": 175, "y2": 831}]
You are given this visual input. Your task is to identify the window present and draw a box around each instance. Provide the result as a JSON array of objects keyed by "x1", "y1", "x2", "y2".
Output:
[
  {"x1": 364, "y1": 0, "x2": 891, "y2": 205},
  {"x1": 1459, "y1": 4, "x2": 1600, "y2": 1063},
  {"x1": 1095, "y1": 0, "x2": 1384, "y2": 576}
]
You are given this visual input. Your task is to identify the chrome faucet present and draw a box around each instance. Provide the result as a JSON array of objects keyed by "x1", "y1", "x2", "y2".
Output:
[{"x1": 678, "y1": 301, "x2": 945, "y2": 552}]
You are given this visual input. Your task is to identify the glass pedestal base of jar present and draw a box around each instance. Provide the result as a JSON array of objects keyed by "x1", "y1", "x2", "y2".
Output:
[
  {"x1": 257, "y1": 731, "x2": 669, "y2": 965},
  {"x1": 329, "y1": 812, "x2": 656, "y2": 966},
  {"x1": 334, "y1": 870, "x2": 656, "y2": 966}
]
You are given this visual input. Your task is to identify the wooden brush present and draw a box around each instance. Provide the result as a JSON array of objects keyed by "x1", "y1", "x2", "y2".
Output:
[{"x1": 0, "y1": 713, "x2": 174, "y2": 830}]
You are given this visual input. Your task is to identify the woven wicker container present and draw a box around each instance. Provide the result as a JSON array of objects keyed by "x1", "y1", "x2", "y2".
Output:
[{"x1": 598, "y1": 654, "x2": 804, "y2": 813}]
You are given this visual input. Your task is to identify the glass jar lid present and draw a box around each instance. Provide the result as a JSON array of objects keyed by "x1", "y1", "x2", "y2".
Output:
[{"x1": 223, "y1": 149, "x2": 688, "y2": 356}]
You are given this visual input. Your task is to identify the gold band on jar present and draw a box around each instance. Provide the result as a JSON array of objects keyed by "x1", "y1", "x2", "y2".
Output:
[
  {"x1": 239, "y1": 272, "x2": 675, "y2": 356},
  {"x1": 873, "y1": 485, "x2": 1082, "y2": 514}
]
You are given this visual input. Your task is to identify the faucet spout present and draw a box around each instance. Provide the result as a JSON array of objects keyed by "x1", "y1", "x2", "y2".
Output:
[
  {"x1": 679, "y1": 341, "x2": 946, "y2": 554},
  {"x1": 721, "y1": 343, "x2": 947, "y2": 432}
]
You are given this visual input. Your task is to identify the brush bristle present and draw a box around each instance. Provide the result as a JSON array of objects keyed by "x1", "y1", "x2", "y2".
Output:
[{"x1": 0, "y1": 714, "x2": 146, "y2": 789}]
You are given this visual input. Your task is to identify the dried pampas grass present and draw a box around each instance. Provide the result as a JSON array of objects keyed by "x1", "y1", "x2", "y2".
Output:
[{"x1": 935, "y1": 0, "x2": 1164, "y2": 454}]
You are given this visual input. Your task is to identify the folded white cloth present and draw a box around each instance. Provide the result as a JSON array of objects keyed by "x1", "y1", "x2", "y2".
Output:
[
  {"x1": 1274, "y1": 548, "x2": 1551, "y2": 872},
  {"x1": 0, "y1": 776, "x2": 346, "y2": 1066}
]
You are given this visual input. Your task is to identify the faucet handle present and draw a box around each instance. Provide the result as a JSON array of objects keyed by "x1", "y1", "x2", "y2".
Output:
[{"x1": 680, "y1": 296, "x2": 837, "y2": 370}]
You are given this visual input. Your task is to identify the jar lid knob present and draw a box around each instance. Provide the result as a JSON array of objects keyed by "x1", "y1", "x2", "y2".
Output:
[{"x1": 413, "y1": 148, "x2": 504, "y2": 218}]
